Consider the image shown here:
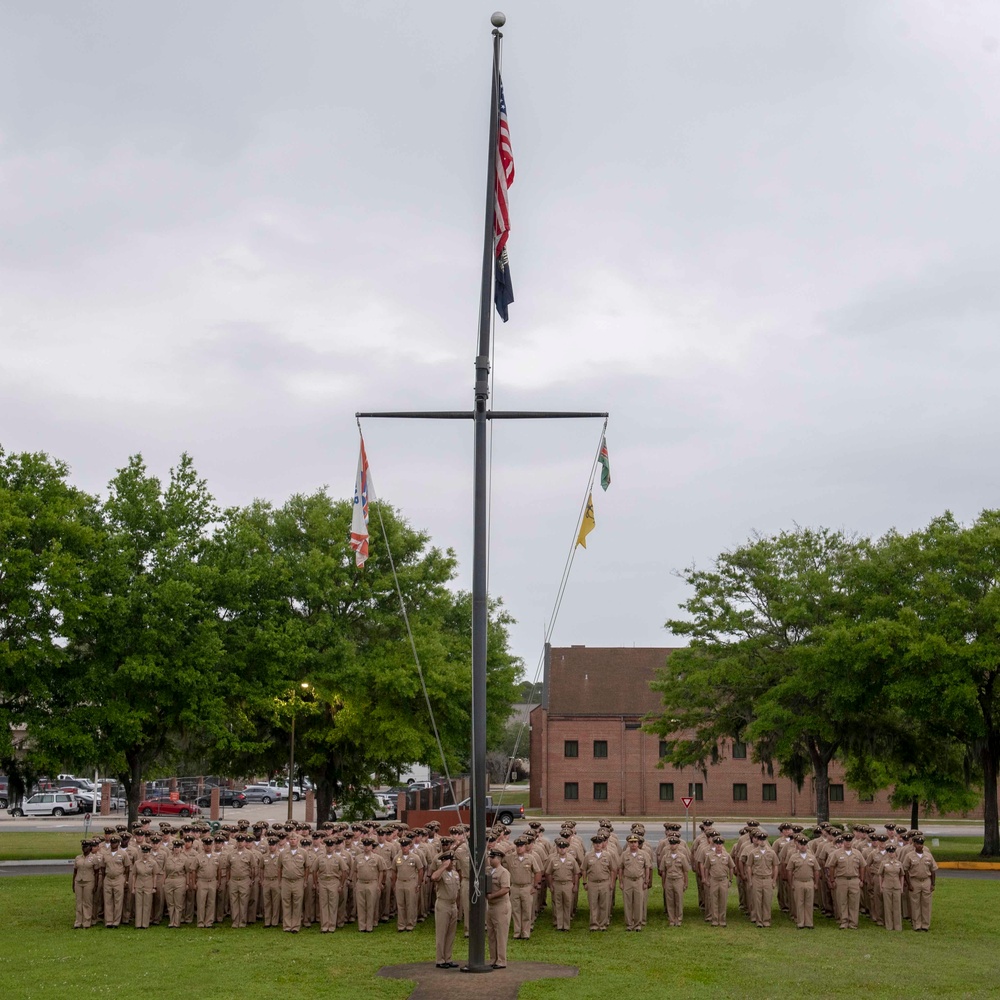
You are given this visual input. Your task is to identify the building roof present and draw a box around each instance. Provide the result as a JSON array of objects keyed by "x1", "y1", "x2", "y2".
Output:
[{"x1": 545, "y1": 645, "x2": 675, "y2": 716}]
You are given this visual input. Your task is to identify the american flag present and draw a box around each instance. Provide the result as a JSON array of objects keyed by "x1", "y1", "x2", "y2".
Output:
[{"x1": 494, "y1": 78, "x2": 514, "y2": 321}]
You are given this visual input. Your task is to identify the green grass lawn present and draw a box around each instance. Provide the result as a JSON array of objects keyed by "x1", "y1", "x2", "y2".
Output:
[{"x1": 0, "y1": 875, "x2": 996, "y2": 999}]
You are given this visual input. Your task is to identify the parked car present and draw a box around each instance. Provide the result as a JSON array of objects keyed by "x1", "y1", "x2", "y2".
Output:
[
  {"x1": 242, "y1": 784, "x2": 284, "y2": 805},
  {"x1": 0, "y1": 775, "x2": 8, "y2": 811},
  {"x1": 454, "y1": 795, "x2": 523, "y2": 826},
  {"x1": 8, "y1": 791, "x2": 80, "y2": 817},
  {"x1": 372, "y1": 792, "x2": 397, "y2": 820},
  {"x1": 194, "y1": 789, "x2": 246, "y2": 808},
  {"x1": 137, "y1": 797, "x2": 200, "y2": 817}
]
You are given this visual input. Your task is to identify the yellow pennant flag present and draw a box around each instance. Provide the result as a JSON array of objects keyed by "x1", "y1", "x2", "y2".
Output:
[{"x1": 577, "y1": 492, "x2": 596, "y2": 548}]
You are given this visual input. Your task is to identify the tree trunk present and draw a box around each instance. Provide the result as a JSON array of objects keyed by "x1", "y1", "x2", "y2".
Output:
[
  {"x1": 124, "y1": 752, "x2": 143, "y2": 827},
  {"x1": 315, "y1": 781, "x2": 335, "y2": 826},
  {"x1": 981, "y1": 737, "x2": 1000, "y2": 856},
  {"x1": 809, "y1": 744, "x2": 830, "y2": 824},
  {"x1": 910, "y1": 796, "x2": 919, "y2": 831}
]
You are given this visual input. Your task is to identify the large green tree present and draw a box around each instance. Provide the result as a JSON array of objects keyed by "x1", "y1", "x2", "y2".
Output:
[
  {"x1": 650, "y1": 527, "x2": 872, "y2": 823},
  {"x1": 0, "y1": 449, "x2": 98, "y2": 803},
  {"x1": 53, "y1": 454, "x2": 226, "y2": 822},
  {"x1": 208, "y1": 491, "x2": 520, "y2": 824},
  {"x1": 841, "y1": 513, "x2": 1000, "y2": 854}
]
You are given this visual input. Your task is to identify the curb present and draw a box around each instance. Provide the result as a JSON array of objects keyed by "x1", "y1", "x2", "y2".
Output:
[{"x1": 937, "y1": 861, "x2": 1000, "y2": 870}]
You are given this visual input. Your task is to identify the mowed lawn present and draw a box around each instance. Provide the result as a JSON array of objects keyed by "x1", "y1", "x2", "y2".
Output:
[{"x1": 0, "y1": 875, "x2": 997, "y2": 1000}]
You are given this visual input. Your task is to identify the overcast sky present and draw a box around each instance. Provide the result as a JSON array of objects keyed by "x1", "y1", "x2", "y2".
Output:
[{"x1": 2, "y1": 2, "x2": 998, "y2": 679}]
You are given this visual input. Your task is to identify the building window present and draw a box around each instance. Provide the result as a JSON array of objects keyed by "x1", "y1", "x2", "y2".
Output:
[
  {"x1": 564, "y1": 740, "x2": 578, "y2": 758},
  {"x1": 564, "y1": 782, "x2": 579, "y2": 801},
  {"x1": 733, "y1": 783, "x2": 748, "y2": 802},
  {"x1": 659, "y1": 740, "x2": 668, "y2": 758},
  {"x1": 688, "y1": 782, "x2": 703, "y2": 802},
  {"x1": 659, "y1": 782, "x2": 674, "y2": 802},
  {"x1": 762, "y1": 783, "x2": 777, "y2": 801},
  {"x1": 593, "y1": 740, "x2": 608, "y2": 758},
  {"x1": 732, "y1": 740, "x2": 747, "y2": 759},
  {"x1": 829, "y1": 784, "x2": 845, "y2": 802},
  {"x1": 593, "y1": 782, "x2": 608, "y2": 801}
]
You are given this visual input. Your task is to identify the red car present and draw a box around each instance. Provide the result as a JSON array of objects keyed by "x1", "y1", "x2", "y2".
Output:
[{"x1": 138, "y1": 797, "x2": 201, "y2": 817}]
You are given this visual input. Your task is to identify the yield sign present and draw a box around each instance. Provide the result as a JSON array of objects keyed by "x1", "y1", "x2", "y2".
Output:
[{"x1": 680, "y1": 796, "x2": 694, "y2": 810}]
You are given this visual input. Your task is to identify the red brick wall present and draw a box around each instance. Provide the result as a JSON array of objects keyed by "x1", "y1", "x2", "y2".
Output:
[{"x1": 530, "y1": 715, "x2": 986, "y2": 821}]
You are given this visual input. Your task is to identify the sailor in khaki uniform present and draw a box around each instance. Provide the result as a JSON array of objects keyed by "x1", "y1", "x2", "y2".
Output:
[
  {"x1": 72, "y1": 841, "x2": 99, "y2": 929},
  {"x1": 162, "y1": 840, "x2": 189, "y2": 928},
  {"x1": 543, "y1": 837, "x2": 579, "y2": 932},
  {"x1": 278, "y1": 834, "x2": 308, "y2": 932},
  {"x1": 582, "y1": 834, "x2": 616, "y2": 931},
  {"x1": 509, "y1": 837, "x2": 542, "y2": 937},
  {"x1": 431, "y1": 851, "x2": 461, "y2": 967},
  {"x1": 486, "y1": 848, "x2": 512, "y2": 969},
  {"x1": 702, "y1": 837, "x2": 734, "y2": 927},
  {"x1": 658, "y1": 836, "x2": 690, "y2": 926},
  {"x1": 747, "y1": 831, "x2": 777, "y2": 927},
  {"x1": 394, "y1": 837, "x2": 425, "y2": 931},
  {"x1": 827, "y1": 835, "x2": 865, "y2": 930},
  {"x1": 131, "y1": 845, "x2": 157, "y2": 928},
  {"x1": 785, "y1": 836, "x2": 820, "y2": 929},
  {"x1": 102, "y1": 837, "x2": 130, "y2": 928},
  {"x1": 620, "y1": 834, "x2": 651, "y2": 931},
  {"x1": 902, "y1": 836, "x2": 937, "y2": 931},
  {"x1": 315, "y1": 838, "x2": 346, "y2": 932},
  {"x1": 354, "y1": 837, "x2": 387, "y2": 932},
  {"x1": 879, "y1": 844, "x2": 905, "y2": 931}
]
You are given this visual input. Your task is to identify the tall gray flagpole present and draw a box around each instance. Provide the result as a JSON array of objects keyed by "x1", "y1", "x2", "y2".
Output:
[
  {"x1": 465, "y1": 11, "x2": 504, "y2": 974},
  {"x1": 356, "y1": 8, "x2": 609, "y2": 976}
]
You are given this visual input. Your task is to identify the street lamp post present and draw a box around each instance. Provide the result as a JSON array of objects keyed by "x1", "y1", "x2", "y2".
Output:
[{"x1": 287, "y1": 682, "x2": 310, "y2": 823}]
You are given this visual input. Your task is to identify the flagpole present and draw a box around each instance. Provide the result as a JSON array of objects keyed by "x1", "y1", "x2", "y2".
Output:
[{"x1": 465, "y1": 11, "x2": 504, "y2": 975}]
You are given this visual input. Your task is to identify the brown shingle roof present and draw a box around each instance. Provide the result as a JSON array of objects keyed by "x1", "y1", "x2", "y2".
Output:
[{"x1": 545, "y1": 645, "x2": 676, "y2": 716}]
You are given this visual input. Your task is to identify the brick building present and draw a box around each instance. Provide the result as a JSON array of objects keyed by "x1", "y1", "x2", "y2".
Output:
[{"x1": 528, "y1": 644, "x2": 981, "y2": 821}]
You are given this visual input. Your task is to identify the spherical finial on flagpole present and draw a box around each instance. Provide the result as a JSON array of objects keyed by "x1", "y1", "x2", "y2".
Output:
[{"x1": 491, "y1": 11, "x2": 506, "y2": 27}]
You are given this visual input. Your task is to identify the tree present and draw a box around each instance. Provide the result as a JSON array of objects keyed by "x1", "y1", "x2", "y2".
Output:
[
  {"x1": 208, "y1": 491, "x2": 521, "y2": 824},
  {"x1": 53, "y1": 454, "x2": 225, "y2": 823},
  {"x1": 0, "y1": 448, "x2": 98, "y2": 804},
  {"x1": 846, "y1": 513, "x2": 1000, "y2": 854},
  {"x1": 649, "y1": 527, "x2": 871, "y2": 823}
]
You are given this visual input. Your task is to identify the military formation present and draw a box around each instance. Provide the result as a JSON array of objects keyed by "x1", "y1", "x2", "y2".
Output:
[{"x1": 71, "y1": 814, "x2": 939, "y2": 960}]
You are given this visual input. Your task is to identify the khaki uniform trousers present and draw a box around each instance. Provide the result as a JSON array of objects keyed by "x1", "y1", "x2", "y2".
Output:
[
  {"x1": 708, "y1": 879, "x2": 730, "y2": 926},
  {"x1": 133, "y1": 882, "x2": 154, "y2": 928},
  {"x1": 909, "y1": 878, "x2": 933, "y2": 930},
  {"x1": 196, "y1": 880, "x2": 217, "y2": 928},
  {"x1": 434, "y1": 900, "x2": 458, "y2": 964},
  {"x1": 835, "y1": 876, "x2": 861, "y2": 929},
  {"x1": 664, "y1": 877, "x2": 685, "y2": 926},
  {"x1": 103, "y1": 877, "x2": 126, "y2": 928},
  {"x1": 751, "y1": 876, "x2": 774, "y2": 927},
  {"x1": 395, "y1": 879, "x2": 420, "y2": 931},
  {"x1": 487, "y1": 898, "x2": 511, "y2": 967},
  {"x1": 318, "y1": 880, "x2": 340, "y2": 932},
  {"x1": 262, "y1": 878, "x2": 281, "y2": 926},
  {"x1": 550, "y1": 879, "x2": 574, "y2": 931},
  {"x1": 791, "y1": 880, "x2": 814, "y2": 928},
  {"x1": 281, "y1": 878, "x2": 304, "y2": 931},
  {"x1": 585, "y1": 881, "x2": 611, "y2": 930},
  {"x1": 164, "y1": 877, "x2": 186, "y2": 927},
  {"x1": 510, "y1": 885, "x2": 534, "y2": 937},
  {"x1": 622, "y1": 876, "x2": 645, "y2": 930},
  {"x1": 229, "y1": 879, "x2": 251, "y2": 928},
  {"x1": 75, "y1": 878, "x2": 96, "y2": 928},
  {"x1": 356, "y1": 880, "x2": 381, "y2": 931},
  {"x1": 883, "y1": 886, "x2": 903, "y2": 930}
]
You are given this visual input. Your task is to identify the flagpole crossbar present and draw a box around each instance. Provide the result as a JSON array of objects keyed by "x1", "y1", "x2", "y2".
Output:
[{"x1": 355, "y1": 410, "x2": 608, "y2": 420}]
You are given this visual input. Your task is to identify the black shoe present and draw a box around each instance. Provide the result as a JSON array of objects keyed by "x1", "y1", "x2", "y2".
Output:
[{"x1": 436, "y1": 964, "x2": 448, "y2": 969}]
